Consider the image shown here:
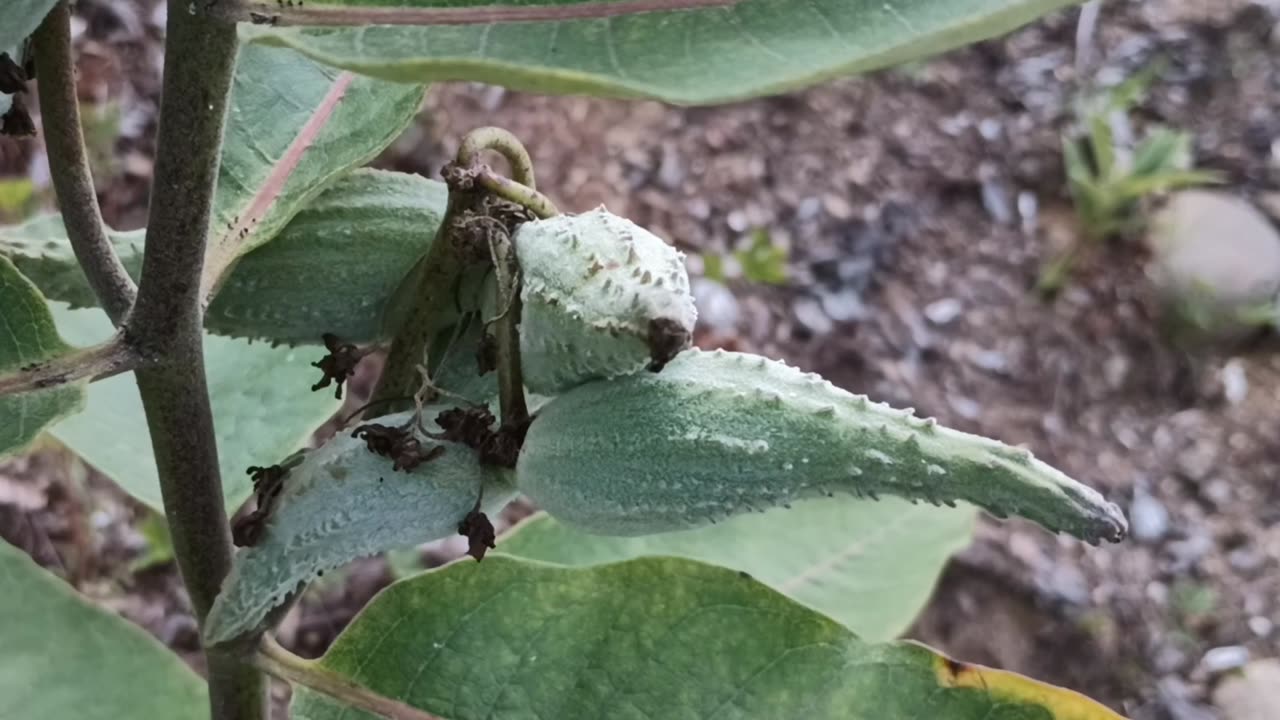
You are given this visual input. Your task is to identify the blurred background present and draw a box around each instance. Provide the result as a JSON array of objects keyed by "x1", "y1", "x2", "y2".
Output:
[{"x1": 1, "y1": 1, "x2": 1278, "y2": 718}]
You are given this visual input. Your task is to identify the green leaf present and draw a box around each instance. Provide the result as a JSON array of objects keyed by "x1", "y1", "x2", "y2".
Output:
[
  {"x1": 204, "y1": 409, "x2": 518, "y2": 647},
  {"x1": 0, "y1": 257, "x2": 84, "y2": 458},
  {"x1": 0, "y1": 539, "x2": 207, "y2": 720},
  {"x1": 241, "y1": 0, "x2": 1082, "y2": 106},
  {"x1": 0, "y1": 169, "x2": 445, "y2": 344},
  {"x1": 47, "y1": 305, "x2": 341, "y2": 512},
  {"x1": 207, "y1": 168, "x2": 445, "y2": 343},
  {"x1": 0, "y1": 0, "x2": 57, "y2": 51},
  {"x1": 291, "y1": 556, "x2": 1127, "y2": 720},
  {"x1": 501, "y1": 498, "x2": 973, "y2": 643},
  {"x1": 0, "y1": 216, "x2": 143, "y2": 309},
  {"x1": 204, "y1": 41, "x2": 425, "y2": 296}
]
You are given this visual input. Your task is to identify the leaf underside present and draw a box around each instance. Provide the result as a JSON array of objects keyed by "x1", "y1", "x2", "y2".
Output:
[
  {"x1": 292, "y1": 556, "x2": 1126, "y2": 720},
  {"x1": 0, "y1": 540, "x2": 207, "y2": 720},
  {"x1": 242, "y1": 0, "x2": 1082, "y2": 105},
  {"x1": 0, "y1": 257, "x2": 84, "y2": 458},
  {"x1": 501, "y1": 498, "x2": 975, "y2": 643}
]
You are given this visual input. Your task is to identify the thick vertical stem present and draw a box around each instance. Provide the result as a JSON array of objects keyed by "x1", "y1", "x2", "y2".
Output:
[
  {"x1": 131, "y1": 2, "x2": 265, "y2": 719},
  {"x1": 32, "y1": 1, "x2": 137, "y2": 324}
]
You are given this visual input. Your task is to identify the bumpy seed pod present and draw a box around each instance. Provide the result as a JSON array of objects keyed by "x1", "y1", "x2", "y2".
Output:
[
  {"x1": 517, "y1": 349, "x2": 1127, "y2": 545},
  {"x1": 205, "y1": 409, "x2": 516, "y2": 647},
  {"x1": 513, "y1": 208, "x2": 697, "y2": 394}
]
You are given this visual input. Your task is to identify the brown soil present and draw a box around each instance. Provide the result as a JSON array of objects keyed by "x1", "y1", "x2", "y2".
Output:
[{"x1": 2, "y1": 1, "x2": 1278, "y2": 718}]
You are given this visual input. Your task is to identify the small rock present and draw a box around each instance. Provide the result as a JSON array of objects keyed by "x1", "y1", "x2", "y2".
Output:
[
  {"x1": 819, "y1": 288, "x2": 866, "y2": 323},
  {"x1": 1147, "y1": 191, "x2": 1280, "y2": 343},
  {"x1": 1228, "y1": 547, "x2": 1266, "y2": 574},
  {"x1": 980, "y1": 170, "x2": 1014, "y2": 225},
  {"x1": 1167, "y1": 532, "x2": 1214, "y2": 573},
  {"x1": 1247, "y1": 616, "x2": 1272, "y2": 638},
  {"x1": 657, "y1": 142, "x2": 684, "y2": 190},
  {"x1": 1200, "y1": 645, "x2": 1250, "y2": 675},
  {"x1": 947, "y1": 395, "x2": 982, "y2": 420},
  {"x1": 1158, "y1": 676, "x2": 1217, "y2": 720},
  {"x1": 1131, "y1": 490, "x2": 1171, "y2": 543},
  {"x1": 924, "y1": 298, "x2": 964, "y2": 325},
  {"x1": 965, "y1": 347, "x2": 1010, "y2": 375},
  {"x1": 1212, "y1": 659, "x2": 1280, "y2": 720},
  {"x1": 1220, "y1": 360, "x2": 1249, "y2": 405},
  {"x1": 690, "y1": 278, "x2": 740, "y2": 334},
  {"x1": 792, "y1": 296, "x2": 834, "y2": 334}
]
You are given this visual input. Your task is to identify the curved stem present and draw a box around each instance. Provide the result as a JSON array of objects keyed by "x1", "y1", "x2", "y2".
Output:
[
  {"x1": 476, "y1": 168, "x2": 559, "y2": 219},
  {"x1": 0, "y1": 335, "x2": 142, "y2": 397},
  {"x1": 32, "y1": 1, "x2": 137, "y2": 325},
  {"x1": 254, "y1": 638, "x2": 437, "y2": 720},
  {"x1": 456, "y1": 126, "x2": 537, "y2": 189}
]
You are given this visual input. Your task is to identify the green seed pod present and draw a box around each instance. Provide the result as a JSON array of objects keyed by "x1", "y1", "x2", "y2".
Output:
[
  {"x1": 517, "y1": 349, "x2": 1127, "y2": 545},
  {"x1": 514, "y1": 208, "x2": 697, "y2": 394},
  {"x1": 205, "y1": 409, "x2": 515, "y2": 647}
]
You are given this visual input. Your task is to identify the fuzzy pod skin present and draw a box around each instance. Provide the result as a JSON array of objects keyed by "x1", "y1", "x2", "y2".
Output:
[
  {"x1": 513, "y1": 208, "x2": 697, "y2": 394},
  {"x1": 204, "y1": 410, "x2": 515, "y2": 647},
  {"x1": 517, "y1": 350, "x2": 1127, "y2": 545}
]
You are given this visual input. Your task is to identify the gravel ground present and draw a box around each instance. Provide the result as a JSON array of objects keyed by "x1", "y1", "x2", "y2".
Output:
[{"x1": 2, "y1": 1, "x2": 1279, "y2": 718}]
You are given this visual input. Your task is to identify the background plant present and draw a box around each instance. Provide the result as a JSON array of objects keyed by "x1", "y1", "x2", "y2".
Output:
[
  {"x1": 1039, "y1": 63, "x2": 1220, "y2": 294},
  {"x1": 0, "y1": 2, "x2": 1134, "y2": 719}
]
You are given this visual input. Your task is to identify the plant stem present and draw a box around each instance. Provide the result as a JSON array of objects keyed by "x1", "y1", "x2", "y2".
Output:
[
  {"x1": 131, "y1": 3, "x2": 265, "y2": 719},
  {"x1": 32, "y1": 1, "x2": 137, "y2": 325},
  {"x1": 0, "y1": 335, "x2": 142, "y2": 397},
  {"x1": 477, "y1": 168, "x2": 559, "y2": 219},
  {"x1": 254, "y1": 638, "x2": 437, "y2": 720},
  {"x1": 486, "y1": 233, "x2": 528, "y2": 428},
  {"x1": 456, "y1": 126, "x2": 537, "y2": 189}
]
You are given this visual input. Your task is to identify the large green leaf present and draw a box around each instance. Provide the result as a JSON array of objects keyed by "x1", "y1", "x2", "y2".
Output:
[
  {"x1": 501, "y1": 497, "x2": 975, "y2": 642},
  {"x1": 0, "y1": 169, "x2": 445, "y2": 344},
  {"x1": 0, "y1": 257, "x2": 84, "y2": 457},
  {"x1": 241, "y1": 0, "x2": 1080, "y2": 105},
  {"x1": 0, "y1": 539, "x2": 207, "y2": 720},
  {"x1": 0, "y1": 0, "x2": 57, "y2": 51},
  {"x1": 47, "y1": 305, "x2": 341, "y2": 512},
  {"x1": 203, "y1": 41, "x2": 425, "y2": 297},
  {"x1": 207, "y1": 168, "x2": 445, "y2": 343},
  {"x1": 291, "y1": 556, "x2": 1127, "y2": 720}
]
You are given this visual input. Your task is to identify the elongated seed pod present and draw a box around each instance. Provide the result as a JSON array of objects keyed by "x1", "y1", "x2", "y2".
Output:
[
  {"x1": 205, "y1": 410, "x2": 515, "y2": 646},
  {"x1": 513, "y1": 208, "x2": 697, "y2": 394},
  {"x1": 517, "y1": 350, "x2": 1127, "y2": 545}
]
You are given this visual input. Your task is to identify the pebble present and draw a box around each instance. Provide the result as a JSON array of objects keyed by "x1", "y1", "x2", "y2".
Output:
[
  {"x1": 792, "y1": 296, "x2": 834, "y2": 335},
  {"x1": 1220, "y1": 360, "x2": 1249, "y2": 405},
  {"x1": 1213, "y1": 660, "x2": 1280, "y2": 720},
  {"x1": 1157, "y1": 676, "x2": 1217, "y2": 720},
  {"x1": 947, "y1": 394, "x2": 982, "y2": 420},
  {"x1": 690, "y1": 278, "x2": 741, "y2": 334},
  {"x1": 1131, "y1": 490, "x2": 1171, "y2": 543},
  {"x1": 1227, "y1": 547, "x2": 1266, "y2": 575},
  {"x1": 1247, "y1": 616, "x2": 1273, "y2": 638},
  {"x1": 1200, "y1": 645, "x2": 1250, "y2": 675},
  {"x1": 819, "y1": 288, "x2": 867, "y2": 323},
  {"x1": 1147, "y1": 190, "x2": 1280, "y2": 342},
  {"x1": 923, "y1": 298, "x2": 963, "y2": 325}
]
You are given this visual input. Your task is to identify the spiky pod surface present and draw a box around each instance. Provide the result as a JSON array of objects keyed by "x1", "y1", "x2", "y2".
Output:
[
  {"x1": 517, "y1": 350, "x2": 1127, "y2": 545},
  {"x1": 514, "y1": 208, "x2": 697, "y2": 394}
]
